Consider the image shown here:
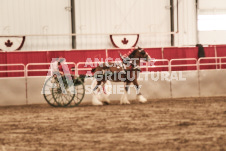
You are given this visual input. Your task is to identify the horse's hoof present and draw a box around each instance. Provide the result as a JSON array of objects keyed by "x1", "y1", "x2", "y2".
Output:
[
  {"x1": 92, "y1": 102, "x2": 103, "y2": 106},
  {"x1": 137, "y1": 95, "x2": 147, "y2": 103},
  {"x1": 92, "y1": 101, "x2": 103, "y2": 106},
  {"x1": 92, "y1": 95, "x2": 103, "y2": 106},
  {"x1": 120, "y1": 101, "x2": 130, "y2": 105},
  {"x1": 100, "y1": 95, "x2": 110, "y2": 105},
  {"x1": 103, "y1": 101, "x2": 110, "y2": 105}
]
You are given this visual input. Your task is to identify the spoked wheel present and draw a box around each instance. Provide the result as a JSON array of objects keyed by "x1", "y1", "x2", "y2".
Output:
[
  {"x1": 43, "y1": 76, "x2": 85, "y2": 107},
  {"x1": 43, "y1": 76, "x2": 75, "y2": 107},
  {"x1": 51, "y1": 78, "x2": 75, "y2": 107},
  {"x1": 42, "y1": 77, "x2": 59, "y2": 107},
  {"x1": 67, "y1": 78, "x2": 85, "y2": 107}
]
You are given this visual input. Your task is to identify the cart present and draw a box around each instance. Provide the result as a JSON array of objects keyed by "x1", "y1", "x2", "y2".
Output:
[{"x1": 42, "y1": 75, "x2": 85, "y2": 107}]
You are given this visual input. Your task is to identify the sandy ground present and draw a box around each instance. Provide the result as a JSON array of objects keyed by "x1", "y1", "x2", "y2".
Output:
[{"x1": 0, "y1": 97, "x2": 226, "y2": 151}]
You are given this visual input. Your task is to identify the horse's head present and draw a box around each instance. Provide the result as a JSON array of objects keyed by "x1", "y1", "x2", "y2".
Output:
[{"x1": 129, "y1": 47, "x2": 151, "y2": 62}]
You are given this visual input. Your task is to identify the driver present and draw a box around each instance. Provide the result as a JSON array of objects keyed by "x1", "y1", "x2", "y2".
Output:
[
  {"x1": 52, "y1": 57, "x2": 67, "y2": 77},
  {"x1": 51, "y1": 57, "x2": 72, "y2": 85},
  {"x1": 51, "y1": 57, "x2": 84, "y2": 84}
]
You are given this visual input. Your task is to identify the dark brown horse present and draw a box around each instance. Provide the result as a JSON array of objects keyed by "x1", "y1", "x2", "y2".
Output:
[{"x1": 91, "y1": 47, "x2": 151, "y2": 105}]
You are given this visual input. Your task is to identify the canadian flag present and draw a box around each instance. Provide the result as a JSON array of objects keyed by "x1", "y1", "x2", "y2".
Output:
[
  {"x1": 110, "y1": 34, "x2": 139, "y2": 49},
  {"x1": 0, "y1": 36, "x2": 25, "y2": 51}
]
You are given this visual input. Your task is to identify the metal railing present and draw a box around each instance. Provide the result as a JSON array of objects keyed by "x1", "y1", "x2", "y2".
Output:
[
  {"x1": 25, "y1": 62, "x2": 76, "y2": 77},
  {"x1": 198, "y1": 57, "x2": 226, "y2": 70},
  {"x1": 76, "y1": 59, "x2": 171, "y2": 75},
  {"x1": 141, "y1": 59, "x2": 170, "y2": 71},
  {"x1": 76, "y1": 61, "x2": 127, "y2": 76},
  {"x1": 1, "y1": 57, "x2": 226, "y2": 78},
  {"x1": 76, "y1": 61, "x2": 105, "y2": 76},
  {"x1": 0, "y1": 64, "x2": 26, "y2": 77},
  {"x1": 170, "y1": 58, "x2": 198, "y2": 71}
]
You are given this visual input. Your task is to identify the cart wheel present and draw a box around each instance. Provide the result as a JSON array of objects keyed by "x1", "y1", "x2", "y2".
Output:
[
  {"x1": 67, "y1": 78, "x2": 85, "y2": 107},
  {"x1": 42, "y1": 77, "x2": 58, "y2": 107},
  {"x1": 43, "y1": 76, "x2": 75, "y2": 107},
  {"x1": 51, "y1": 77, "x2": 75, "y2": 107}
]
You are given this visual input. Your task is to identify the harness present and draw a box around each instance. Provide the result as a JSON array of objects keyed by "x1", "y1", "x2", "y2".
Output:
[{"x1": 119, "y1": 53, "x2": 140, "y2": 71}]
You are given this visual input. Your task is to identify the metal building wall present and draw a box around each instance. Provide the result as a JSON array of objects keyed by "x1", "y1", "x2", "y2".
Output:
[
  {"x1": 75, "y1": 0, "x2": 171, "y2": 49},
  {"x1": 174, "y1": 0, "x2": 197, "y2": 46},
  {"x1": 0, "y1": 0, "x2": 199, "y2": 50},
  {"x1": 0, "y1": 0, "x2": 72, "y2": 50},
  {"x1": 198, "y1": 0, "x2": 226, "y2": 45}
]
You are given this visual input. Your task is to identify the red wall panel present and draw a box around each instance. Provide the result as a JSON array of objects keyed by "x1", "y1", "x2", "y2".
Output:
[
  {"x1": 0, "y1": 46, "x2": 224, "y2": 77},
  {"x1": 145, "y1": 48, "x2": 162, "y2": 59},
  {"x1": 216, "y1": 46, "x2": 226, "y2": 57},
  {"x1": 203, "y1": 47, "x2": 215, "y2": 57},
  {"x1": 64, "y1": 50, "x2": 106, "y2": 63},
  {"x1": 0, "y1": 52, "x2": 7, "y2": 77},
  {"x1": 65, "y1": 50, "x2": 106, "y2": 75},
  {"x1": 107, "y1": 49, "x2": 131, "y2": 60}
]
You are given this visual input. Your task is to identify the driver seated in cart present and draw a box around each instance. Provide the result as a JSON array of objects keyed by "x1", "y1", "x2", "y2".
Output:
[
  {"x1": 51, "y1": 57, "x2": 73, "y2": 87},
  {"x1": 51, "y1": 57, "x2": 85, "y2": 85},
  {"x1": 52, "y1": 57, "x2": 66, "y2": 76}
]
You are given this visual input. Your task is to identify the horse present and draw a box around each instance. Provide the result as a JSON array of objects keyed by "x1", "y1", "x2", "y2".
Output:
[{"x1": 91, "y1": 47, "x2": 151, "y2": 105}]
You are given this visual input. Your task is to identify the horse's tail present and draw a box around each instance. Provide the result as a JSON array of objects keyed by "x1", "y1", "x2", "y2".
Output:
[{"x1": 91, "y1": 67, "x2": 96, "y2": 73}]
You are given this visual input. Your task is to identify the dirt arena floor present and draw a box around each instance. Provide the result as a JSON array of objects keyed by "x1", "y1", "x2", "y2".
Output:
[{"x1": 0, "y1": 97, "x2": 226, "y2": 151}]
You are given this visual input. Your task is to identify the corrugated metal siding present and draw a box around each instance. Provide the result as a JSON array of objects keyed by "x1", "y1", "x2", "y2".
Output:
[
  {"x1": 199, "y1": 0, "x2": 226, "y2": 9},
  {"x1": 198, "y1": 0, "x2": 226, "y2": 44},
  {"x1": 0, "y1": 0, "x2": 198, "y2": 50},
  {"x1": 0, "y1": 0, "x2": 72, "y2": 50},
  {"x1": 175, "y1": 0, "x2": 197, "y2": 46},
  {"x1": 75, "y1": 0, "x2": 171, "y2": 49}
]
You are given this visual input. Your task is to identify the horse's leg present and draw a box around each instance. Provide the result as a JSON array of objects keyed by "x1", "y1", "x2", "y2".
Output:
[
  {"x1": 100, "y1": 80, "x2": 111, "y2": 105},
  {"x1": 120, "y1": 81, "x2": 131, "y2": 104},
  {"x1": 133, "y1": 79, "x2": 147, "y2": 103},
  {"x1": 92, "y1": 80, "x2": 103, "y2": 105}
]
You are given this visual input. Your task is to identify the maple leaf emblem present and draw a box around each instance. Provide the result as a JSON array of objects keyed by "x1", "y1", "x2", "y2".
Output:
[
  {"x1": 5, "y1": 40, "x2": 13, "y2": 47},
  {"x1": 121, "y1": 38, "x2": 128, "y2": 45}
]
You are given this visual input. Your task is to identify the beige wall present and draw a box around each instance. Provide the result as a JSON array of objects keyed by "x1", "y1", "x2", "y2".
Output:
[
  {"x1": 0, "y1": 77, "x2": 26, "y2": 105},
  {"x1": 1, "y1": 70, "x2": 226, "y2": 106}
]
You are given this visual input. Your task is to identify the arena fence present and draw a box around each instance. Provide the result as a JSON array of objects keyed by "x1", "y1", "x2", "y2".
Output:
[
  {"x1": 1, "y1": 45, "x2": 226, "y2": 77},
  {"x1": 0, "y1": 57, "x2": 226, "y2": 106}
]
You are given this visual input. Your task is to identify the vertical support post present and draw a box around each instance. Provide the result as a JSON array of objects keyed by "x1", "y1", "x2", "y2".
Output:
[
  {"x1": 176, "y1": 0, "x2": 179, "y2": 32},
  {"x1": 196, "y1": 0, "x2": 199, "y2": 44},
  {"x1": 71, "y1": 0, "x2": 76, "y2": 49},
  {"x1": 25, "y1": 65, "x2": 28, "y2": 105},
  {"x1": 161, "y1": 47, "x2": 164, "y2": 59},
  {"x1": 214, "y1": 45, "x2": 218, "y2": 69},
  {"x1": 170, "y1": 0, "x2": 174, "y2": 46},
  {"x1": 105, "y1": 49, "x2": 108, "y2": 58}
]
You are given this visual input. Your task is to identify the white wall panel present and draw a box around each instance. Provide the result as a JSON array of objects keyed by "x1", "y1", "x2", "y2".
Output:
[
  {"x1": 75, "y1": 0, "x2": 171, "y2": 49},
  {"x1": 0, "y1": 0, "x2": 72, "y2": 50},
  {"x1": 199, "y1": 31, "x2": 226, "y2": 45},
  {"x1": 199, "y1": 70, "x2": 226, "y2": 97},
  {"x1": 0, "y1": 0, "x2": 200, "y2": 50},
  {"x1": 27, "y1": 77, "x2": 46, "y2": 104},
  {"x1": 199, "y1": 0, "x2": 226, "y2": 10},
  {"x1": 198, "y1": 0, "x2": 226, "y2": 45},
  {"x1": 174, "y1": 0, "x2": 197, "y2": 46},
  {"x1": 0, "y1": 78, "x2": 26, "y2": 106},
  {"x1": 171, "y1": 71, "x2": 199, "y2": 98},
  {"x1": 139, "y1": 72, "x2": 171, "y2": 99}
]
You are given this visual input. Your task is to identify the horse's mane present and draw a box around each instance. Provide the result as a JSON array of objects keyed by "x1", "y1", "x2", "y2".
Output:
[
  {"x1": 128, "y1": 50, "x2": 136, "y2": 58},
  {"x1": 128, "y1": 47, "x2": 142, "y2": 58}
]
